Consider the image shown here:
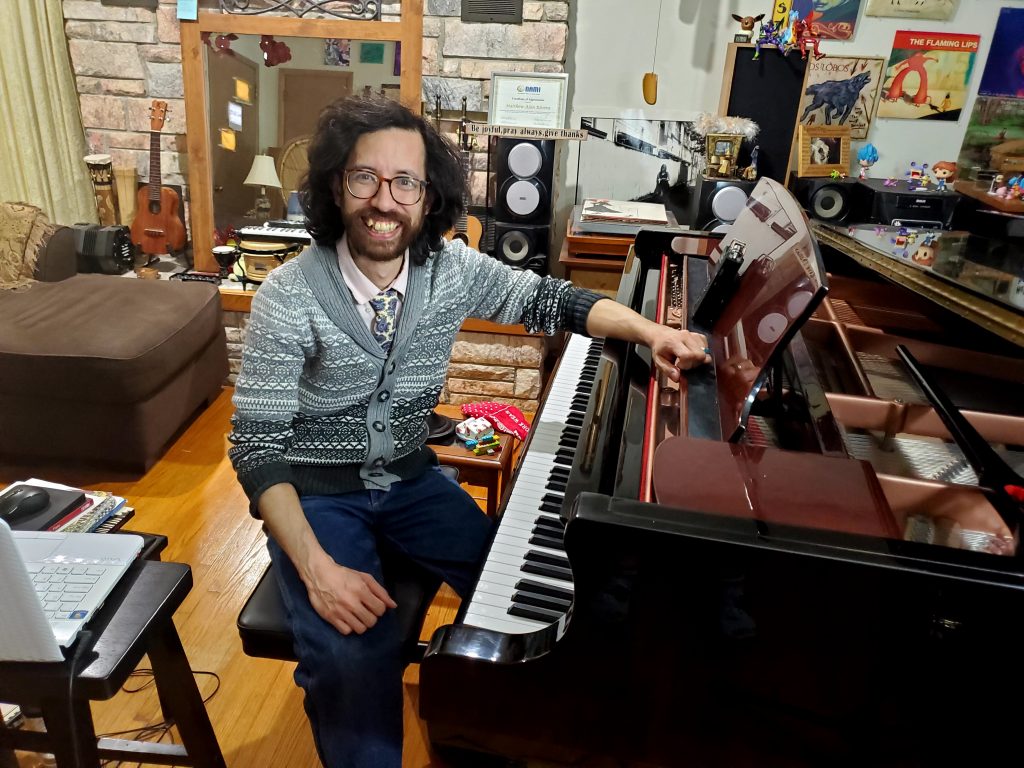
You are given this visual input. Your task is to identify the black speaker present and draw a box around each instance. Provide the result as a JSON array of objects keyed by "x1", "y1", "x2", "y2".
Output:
[
  {"x1": 494, "y1": 223, "x2": 549, "y2": 275},
  {"x1": 689, "y1": 176, "x2": 758, "y2": 232},
  {"x1": 493, "y1": 138, "x2": 555, "y2": 225},
  {"x1": 790, "y1": 175, "x2": 870, "y2": 224}
]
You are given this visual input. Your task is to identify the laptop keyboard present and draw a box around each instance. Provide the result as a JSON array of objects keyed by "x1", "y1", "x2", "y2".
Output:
[{"x1": 26, "y1": 563, "x2": 108, "y2": 619}]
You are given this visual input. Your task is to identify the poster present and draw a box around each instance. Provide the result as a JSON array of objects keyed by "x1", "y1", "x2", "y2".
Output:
[
  {"x1": 877, "y1": 31, "x2": 980, "y2": 121},
  {"x1": 324, "y1": 38, "x2": 350, "y2": 67},
  {"x1": 807, "y1": 0, "x2": 865, "y2": 41},
  {"x1": 865, "y1": 0, "x2": 960, "y2": 21},
  {"x1": 978, "y1": 8, "x2": 1024, "y2": 98},
  {"x1": 360, "y1": 42, "x2": 385, "y2": 64},
  {"x1": 797, "y1": 56, "x2": 884, "y2": 139},
  {"x1": 956, "y1": 96, "x2": 1024, "y2": 183}
]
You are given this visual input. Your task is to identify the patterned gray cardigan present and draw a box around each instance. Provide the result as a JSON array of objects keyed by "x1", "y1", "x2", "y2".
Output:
[{"x1": 228, "y1": 239, "x2": 603, "y2": 511}]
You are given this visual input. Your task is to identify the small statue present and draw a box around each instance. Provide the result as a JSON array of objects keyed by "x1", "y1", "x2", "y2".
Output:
[
  {"x1": 789, "y1": 17, "x2": 825, "y2": 60},
  {"x1": 931, "y1": 161, "x2": 956, "y2": 191},
  {"x1": 857, "y1": 144, "x2": 879, "y2": 180},
  {"x1": 989, "y1": 173, "x2": 1008, "y2": 197},
  {"x1": 742, "y1": 145, "x2": 760, "y2": 180},
  {"x1": 752, "y1": 20, "x2": 781, "y2": 60},
  {"x1": 731, "y1": 13, "x2": 765, "y2": 43},
  {"x1": 905, "y1": 161, "x2": 930, "y2": 188}
]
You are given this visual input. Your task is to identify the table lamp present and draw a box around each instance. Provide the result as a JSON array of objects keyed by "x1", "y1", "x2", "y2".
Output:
[{"x1": 243, "y1": 154, "x2": 282, "y2": 219}]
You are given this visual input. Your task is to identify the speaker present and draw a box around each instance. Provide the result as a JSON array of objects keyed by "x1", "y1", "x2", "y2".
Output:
[
  {"x1": 493, "y1": 138, "x2": 555, "y2": 225},
  {"x1": 689, "y1": 176, "x2": 758, "y2": 233},
  {"x1": 789, "y1": 175, "x2": 870, "y2": 224},
  {"x1": 494, "y1": 223, "x2": 549, "y2": 275}
]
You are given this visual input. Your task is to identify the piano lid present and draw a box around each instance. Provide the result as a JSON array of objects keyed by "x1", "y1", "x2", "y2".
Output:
[{"x1": 706, "y1": 178, "x2": 829, "y2": 441}]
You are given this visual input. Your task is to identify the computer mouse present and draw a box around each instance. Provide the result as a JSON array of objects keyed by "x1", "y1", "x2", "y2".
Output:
[{"x1": 0, "y1": 486, "x2": 51, "y2": 523}]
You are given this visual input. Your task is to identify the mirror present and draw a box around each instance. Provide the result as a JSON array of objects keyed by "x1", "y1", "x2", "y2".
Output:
[{"x1": 182, "y1": 9, "x2": 423, "y2": 275}]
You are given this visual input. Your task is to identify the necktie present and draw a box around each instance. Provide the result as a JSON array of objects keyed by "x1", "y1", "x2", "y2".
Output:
[{"x1": 368, "y1": 288, "x2": 399, "y2": 353}]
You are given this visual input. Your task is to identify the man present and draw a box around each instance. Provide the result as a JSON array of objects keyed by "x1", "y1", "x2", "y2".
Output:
[{"x1": 229, "y1": 96, "x2": 709, "y2": 768}]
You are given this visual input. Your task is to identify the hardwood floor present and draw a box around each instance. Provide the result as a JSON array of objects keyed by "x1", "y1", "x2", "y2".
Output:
[{"x1": 1, "y1": 388, "x2": 471, "y2": 768}]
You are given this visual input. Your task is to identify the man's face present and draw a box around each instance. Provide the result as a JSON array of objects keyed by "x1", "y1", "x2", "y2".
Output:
[{"x1": 336, "y1": 127, "x2": 429, "y2": 262}]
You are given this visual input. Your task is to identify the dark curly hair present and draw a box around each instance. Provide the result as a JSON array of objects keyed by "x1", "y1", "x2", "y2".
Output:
[{"x1": 300, "y1": 95, "x2": 465, "y2": 265}]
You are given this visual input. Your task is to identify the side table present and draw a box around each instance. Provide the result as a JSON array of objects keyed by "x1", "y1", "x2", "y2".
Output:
[
  {"x1": 0, "y1": 560, "x2": 225, "y2": 768},
  {"x1": 431, "y1": 404, "x2": 516, "y2": 517}
]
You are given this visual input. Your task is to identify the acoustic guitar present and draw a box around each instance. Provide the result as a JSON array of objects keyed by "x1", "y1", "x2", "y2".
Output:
[
  {"x1": 130, "y1": 100, "x2": 186, "y2": 256},
  {"x1": 436, "y1": 96, "x2": 482, "y2": 250}
]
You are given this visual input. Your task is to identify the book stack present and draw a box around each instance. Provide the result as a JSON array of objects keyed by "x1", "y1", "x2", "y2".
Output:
[
  {"x1": 2, "y1": 479, "x2": 132, "y2": 533},
  {"x1": 580, "y1": 198, "x2": 669, "y2": 225}
]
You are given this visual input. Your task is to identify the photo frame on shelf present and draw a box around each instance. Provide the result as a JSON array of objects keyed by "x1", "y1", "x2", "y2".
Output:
[
  {"x1": 797, "y1": 125, "x2": 851, "y2": 177},
  {"x1": 704, "y1": 133, "x2": 743, "y2": 177}
]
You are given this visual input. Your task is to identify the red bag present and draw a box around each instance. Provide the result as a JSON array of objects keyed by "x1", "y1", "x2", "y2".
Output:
[{"x1": 460, "y1": 401, "x2": 531, "y2": 440}]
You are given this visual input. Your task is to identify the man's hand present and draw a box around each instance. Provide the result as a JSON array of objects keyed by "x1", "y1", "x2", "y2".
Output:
[
  {"x1": 646, "y1": 325, "x2": 711, "y2": 381},
  {"x1": 305, "y1": 554, "x2": 398, "y2": 635}
]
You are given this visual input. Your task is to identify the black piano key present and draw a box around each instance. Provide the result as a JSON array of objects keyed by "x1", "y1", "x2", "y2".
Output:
[
  {"x1": 512, "y1": 591, "x2": 572, "y2": 613},
  {"x1": 541, "y1": 493, "x2": 564, "y2": 506},
  {"x1": 566, "y1": 415, "x2": 584, "y2": 427},
  {"x1": 539, "y1": 501, "x2": 562, "y2": 515},
  {"x1": 532, "y1": 520, "x2": 564, "y2": 536},
  {"x1": 524, "y1": 550, "x2": 571, "y2": 569},
  {"x1": 508, "y1": 603, "x2": 563, "y2": 623},
  {"x1": 529, "y1": 533, "x2": 565, "y2": 550},
  {"x1": 551, "y1": 466, "x2": 571, "y2": 479},
  {"x1": 534, "y1": 514, "x2": 565, "y2": 530},
  {"x1": 515, "y1": 578, "x2": 574, "y2": 601},
  {"x1": 521, "y1": 561, "x2": 573, "y2": 582},
  {"x1": 545, "y1": 480, "x2": 567, "y2": 492}
]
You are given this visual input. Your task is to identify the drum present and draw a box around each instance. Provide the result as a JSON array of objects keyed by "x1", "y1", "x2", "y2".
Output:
[
  {"x1": 84, "y1": 154, "x2": 118, "y2": 226},
  {"x1": 233, "y1": 240, "x2": 303, "y2": 283}
]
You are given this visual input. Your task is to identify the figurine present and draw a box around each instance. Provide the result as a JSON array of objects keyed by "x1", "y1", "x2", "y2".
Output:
[
  {"x1": 788, "y1": 15, "x2": 825, "y2": 60},
  {"x1": 731, "y1": 13, "x2": 765, "y2": 43},
  {"x1": 742, "y1": 145, "x2": 760, "y2": 180},
  {"x1": 932, "y1": 161, "x2": 957, "y2": 191},
  {"x1": 905, "y1": 161, "x2": 930, "y2": 188},
  {"x1": 752, "y1": 20, "x2": 781, "y2": 60},
  {"x1": 857, "y1": 144, "x2": 879, "y2": 180},
  {"x1": 988, "y1": 173, "x2": 1006, "y2": 196},
  {"x1": 884, "y1": 177, "x2": 898, "y2": 187},
  {"x1": 829, "y1": 169, "x2": 846, "y2": 180}
]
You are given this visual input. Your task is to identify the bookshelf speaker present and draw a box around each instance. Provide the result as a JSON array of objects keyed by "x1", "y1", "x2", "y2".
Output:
[
  {"x1": 689, "y1": 176, "x2": 758, "y2": 233},
  {"x1": 494, "y1": 222, "x2": 549, "y2": 275},
  {"x1": 493, "y1": 138, "x2": 555, "y2": 226},
  {"x1": 790, "y1": 175, "x2": 867, "y2": 224}
]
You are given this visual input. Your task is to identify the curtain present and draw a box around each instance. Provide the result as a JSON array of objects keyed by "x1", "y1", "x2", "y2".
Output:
[{"x1": 0, "y1": 0, "x2": 95, "y2": 225}]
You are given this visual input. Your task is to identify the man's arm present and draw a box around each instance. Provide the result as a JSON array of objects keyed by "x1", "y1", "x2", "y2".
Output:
[
  {"x1": 258, "y1": 484, "x2": 396, "y2": 635},
  {"x1": 585, "y1": 297, "x2": 710, "y2": 381}
]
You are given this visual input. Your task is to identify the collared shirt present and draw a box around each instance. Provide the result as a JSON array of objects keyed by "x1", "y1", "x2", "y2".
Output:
[{"x1": 336, "y1": 233, "x2": 408, "y2": 334}]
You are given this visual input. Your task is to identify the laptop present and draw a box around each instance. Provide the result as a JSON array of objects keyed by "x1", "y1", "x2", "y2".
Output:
[{"x1": 0, "y1": 518, "x2": 143, "y2": 662}]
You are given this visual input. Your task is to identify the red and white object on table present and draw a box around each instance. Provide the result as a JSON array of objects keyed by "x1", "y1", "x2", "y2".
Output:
[{"x1": 460, "y1": 401, "x2": 531, "y2": 440}]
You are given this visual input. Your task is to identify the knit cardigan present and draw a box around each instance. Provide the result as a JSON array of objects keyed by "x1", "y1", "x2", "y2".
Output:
[{"x1": 228, "y1": 238, "x2": 604, "y2": 511}]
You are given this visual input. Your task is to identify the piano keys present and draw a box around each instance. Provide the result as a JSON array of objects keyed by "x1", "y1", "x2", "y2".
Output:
[
  {"x1": 420, "y1": 178, "x2": 1024, "y2": 766},
  {"x1": 236, "y1": 224, "x2": 312, "y2": 243}
]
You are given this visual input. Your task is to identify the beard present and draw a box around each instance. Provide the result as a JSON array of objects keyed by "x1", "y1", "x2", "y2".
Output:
[{"x1": 341, "y1": 203, "x2": 423, "y2": 262}]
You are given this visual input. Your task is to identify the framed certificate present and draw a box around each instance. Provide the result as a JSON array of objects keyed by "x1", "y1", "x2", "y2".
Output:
[{"x1": 488, "y1": 71, "x2": 569, "y2": 129}]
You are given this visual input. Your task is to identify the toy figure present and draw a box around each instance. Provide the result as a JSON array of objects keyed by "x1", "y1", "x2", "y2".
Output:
[
  {"x1": 857, "y1": 144, "x2": 879, "y2": 180},
  {"x1": 788, "y1": 16, "x2": 825, "y2": 60},
  {"x1": 905, "y1": 161, "x2": 929, "y2": 188},
  {"x1": 884, "y1": 52, "x2": 938, "y2": 106},
  {"x1": 989, "y1": 173, "x2": 1006, "y2": 196},
  {"x1": 829, "y1": 169, "x2": 846, "y2": 180},
  {"x1": 884, "y1": 177, "x2": 898, "y2": 187},
  {"x1": 912, "y1": 233, "x2": 940, "y2": 267},
  {"x1": 932, "y1": 161, "x2": 956, "y2": 191},
  {"x1": 752, "y1": 21, "x2": 781, "y2": 60},
  {"x1": 731, "y1": 13, "x2": 765, "y2": 43},
  {"x1": 742, "y1": 145, "x2": 760, "y2": 180}
]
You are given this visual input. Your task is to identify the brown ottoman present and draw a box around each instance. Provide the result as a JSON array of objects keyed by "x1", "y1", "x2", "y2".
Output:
[{"x1": 0, "y1": 275, "x2": 228, "y2": 470}]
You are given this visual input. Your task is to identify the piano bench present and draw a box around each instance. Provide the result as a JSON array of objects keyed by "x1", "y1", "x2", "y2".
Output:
[{"x1": 237, "y1": 466, "x2": 458, "y2": 665}]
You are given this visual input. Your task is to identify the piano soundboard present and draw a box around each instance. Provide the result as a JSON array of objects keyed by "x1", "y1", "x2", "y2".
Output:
[{"x1": 237, "y1": 224, "x2": 312, "y2": 243}]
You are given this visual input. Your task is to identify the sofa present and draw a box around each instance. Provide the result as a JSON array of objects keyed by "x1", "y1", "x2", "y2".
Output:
[{"x1": 0, "y1": 203, "x2": 228, "y2": 471}]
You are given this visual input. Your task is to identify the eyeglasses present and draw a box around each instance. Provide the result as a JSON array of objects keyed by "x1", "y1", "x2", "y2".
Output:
[{"x1": 344, "y1": 169, "x2": 429, "y2": 205}]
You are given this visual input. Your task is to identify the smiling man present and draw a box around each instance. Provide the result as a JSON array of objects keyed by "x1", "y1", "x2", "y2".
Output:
[{"x1": 228, "y1": 96, "x2": 710, "y2": 768}]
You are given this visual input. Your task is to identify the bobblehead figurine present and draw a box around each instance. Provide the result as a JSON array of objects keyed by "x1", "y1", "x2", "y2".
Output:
[
  {"x1": 857, "y1": 144, "x2": 879, "y2": 180},
  {"x1": 932, "y1": 161, "x2": 957, "y2": 191}
]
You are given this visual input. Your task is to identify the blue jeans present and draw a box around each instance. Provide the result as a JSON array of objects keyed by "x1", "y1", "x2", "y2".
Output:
[{"x1": 267, "y1": 467, "x2": 494, "y2": 768}]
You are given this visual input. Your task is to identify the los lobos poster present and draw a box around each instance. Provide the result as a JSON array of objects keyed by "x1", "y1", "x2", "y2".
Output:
[
  {"x1": 797, "y1": 56, "x2": 884, "y2": 139},
  {"x1": 877, "y1": 31, "x2": 980, "y2": 121}
]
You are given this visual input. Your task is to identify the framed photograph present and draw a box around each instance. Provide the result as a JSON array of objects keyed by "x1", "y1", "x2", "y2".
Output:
[
  {"x1": 797, "y1": 56, "x2": 884, "y2": 140},
  {"x1": 797, "y1": 125, "x2": 851, "y2": 177},
  {"x1": 705, "y1": 133, "x2": 743, "y2": 177},
  {"x1": 489, "y1": 71, "x2": 569, "y2": 129}
]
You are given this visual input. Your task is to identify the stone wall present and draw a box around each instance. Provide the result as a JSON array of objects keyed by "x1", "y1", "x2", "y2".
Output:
[{"x1": 222, "y1": 312, "x2": 544, "y2": 412}]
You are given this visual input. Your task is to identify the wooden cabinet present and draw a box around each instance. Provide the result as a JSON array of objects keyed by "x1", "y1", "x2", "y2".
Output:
[{"x1": 557, "y1": 216, "x2": 633, "y2": 297}]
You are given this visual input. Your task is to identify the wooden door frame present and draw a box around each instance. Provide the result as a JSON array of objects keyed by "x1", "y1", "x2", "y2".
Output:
[{"x1": 181, "y1": 4, "x2": 423, "y2": 273}]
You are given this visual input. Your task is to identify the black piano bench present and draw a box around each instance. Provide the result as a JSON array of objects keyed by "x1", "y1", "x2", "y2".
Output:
[{"x1": 237, "y1": 466, "x2": 458, "y2": 665}]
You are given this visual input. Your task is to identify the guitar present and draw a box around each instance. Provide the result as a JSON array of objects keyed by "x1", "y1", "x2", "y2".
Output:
[
  {"x1": 439, "y1": 97, "x2": 482, "y2": 250},
  {"x1": 130, "y1": 100, "x2": 186, "y2": 256}
]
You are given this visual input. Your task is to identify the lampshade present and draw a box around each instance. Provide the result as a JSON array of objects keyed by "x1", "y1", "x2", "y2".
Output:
[{"x1": 244, "y1": 155, "x2": 282, "y2": 189}]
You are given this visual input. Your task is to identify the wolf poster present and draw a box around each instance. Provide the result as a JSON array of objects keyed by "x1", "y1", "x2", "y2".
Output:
[
  {"x1": 877, "y1": 31, "x2": 980, "y2": 121},
  {"x1": 797, "y1": 56, "x2": 884, "y2": 139}
]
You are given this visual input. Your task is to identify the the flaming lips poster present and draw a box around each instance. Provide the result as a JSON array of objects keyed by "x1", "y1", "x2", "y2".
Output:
[{"x1": 877, "y1": 31, "x2": 980, "y2": 121}]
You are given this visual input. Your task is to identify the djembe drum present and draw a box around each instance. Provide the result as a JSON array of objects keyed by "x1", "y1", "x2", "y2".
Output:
[{"x1": 84, "y1": 154, "x2": 119, "y2": 226}]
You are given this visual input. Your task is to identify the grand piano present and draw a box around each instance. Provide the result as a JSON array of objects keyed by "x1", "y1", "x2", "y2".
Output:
[{"x1": 420, "y1": 179, "x2": 1024, "y2": 766}]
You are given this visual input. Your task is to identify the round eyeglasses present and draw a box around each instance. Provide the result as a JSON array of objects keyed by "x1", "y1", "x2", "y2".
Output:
[{"x1": 344, "y1": 169, "x2": 429, "y2": 205}]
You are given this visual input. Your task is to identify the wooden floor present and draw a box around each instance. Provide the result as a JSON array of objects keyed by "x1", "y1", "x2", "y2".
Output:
[{"x1": 0, "y1": 388, "x2": 474, "y2": 768}]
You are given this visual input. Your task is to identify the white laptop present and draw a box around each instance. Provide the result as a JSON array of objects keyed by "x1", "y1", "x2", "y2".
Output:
[{"x1": 0, "y1": 518, "x2": 143, "y2": 662}]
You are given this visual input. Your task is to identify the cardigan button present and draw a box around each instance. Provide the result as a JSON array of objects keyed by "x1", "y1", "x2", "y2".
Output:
[
  {"x1": 388, "y1": 362, "x2": 397, "y2": 374},
  {"x1": 372, "y1": 421, "x2": 385, "y2": 432},
  {"x1": 378, "y1": 391, "x2": 390, "y2": 402}
]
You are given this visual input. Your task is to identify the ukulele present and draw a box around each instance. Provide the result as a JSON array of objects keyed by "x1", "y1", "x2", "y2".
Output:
[
  {"x1": 438, "y1": 97, "x2": 483, "y2": 250},
  {"x1": 130, "y1": 100, "x2": 186, "y2": 256}
]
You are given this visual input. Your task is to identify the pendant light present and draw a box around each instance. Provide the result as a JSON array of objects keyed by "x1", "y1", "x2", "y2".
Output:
[{"x1": 643, "y1": 0, "x2": 664, "y2": 105}]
